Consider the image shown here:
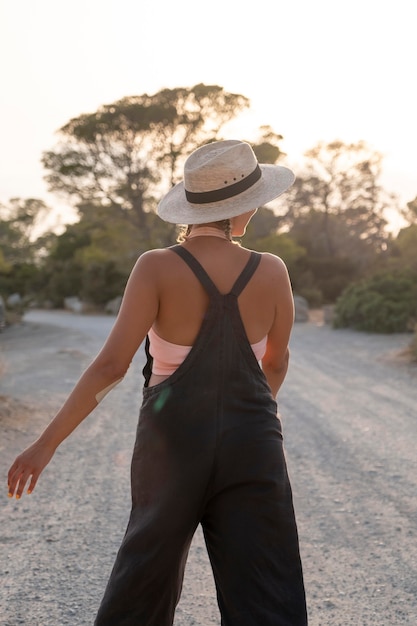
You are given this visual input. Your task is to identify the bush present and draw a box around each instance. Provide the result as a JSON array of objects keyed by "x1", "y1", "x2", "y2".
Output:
[
  {"x1": 0, "y1": 262, "x2": 42, "y2": 299},
  {"x1": 297, "y1": 287, "x2": 323, "y2": 308},
  {"x1": 292, "y1": 255, "x2": 359, "y2": 304},
  {"x1": 40, "y1": 260, "x2": 84, "y2": 308},
  {"x1": 333, "y1": 270, "x2": 417, "y2": 333},
  {"x1": 80, "y1": 261, "x2": 127, "y2": 306}
]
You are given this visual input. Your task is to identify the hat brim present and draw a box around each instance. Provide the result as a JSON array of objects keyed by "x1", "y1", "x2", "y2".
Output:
[{"x1": 157, "y1": 164, "x2": 295, "y2": 224}]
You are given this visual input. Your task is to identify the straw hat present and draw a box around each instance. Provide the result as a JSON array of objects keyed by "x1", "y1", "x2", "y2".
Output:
[{"x1": 157, "y1": 140, "x2": 295, "y2": 224}]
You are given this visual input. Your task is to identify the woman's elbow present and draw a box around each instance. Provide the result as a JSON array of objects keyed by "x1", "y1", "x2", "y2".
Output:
[
  {"x1": 91, "y1": 354, "x2": 130, "y2": 383},
  {"x1": 264, "y1": 348, "x2": 290, "y2": 373}
]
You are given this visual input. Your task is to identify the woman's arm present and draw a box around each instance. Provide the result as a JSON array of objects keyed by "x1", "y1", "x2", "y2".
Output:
[
  {"x1": 261, "y1": 254, "x2": 295, "y2": 398},
  {"x1": 7, "y1": 251, "x2": 160, "y2": 499}
]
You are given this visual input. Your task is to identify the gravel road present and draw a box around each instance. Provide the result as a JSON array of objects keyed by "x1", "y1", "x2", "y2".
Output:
[{"x1": 1, "y1": 310, "x2": 416, "y2": 626}]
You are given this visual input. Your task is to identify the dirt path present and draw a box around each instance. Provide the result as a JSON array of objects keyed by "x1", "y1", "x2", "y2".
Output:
[{"x1": 1, "y1": 313, "x2": 416, "y2": 625}]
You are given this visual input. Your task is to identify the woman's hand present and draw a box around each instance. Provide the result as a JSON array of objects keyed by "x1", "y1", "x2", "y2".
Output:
[{"x1": 7, "y1": 440, "x2": 56, "y2": 499}]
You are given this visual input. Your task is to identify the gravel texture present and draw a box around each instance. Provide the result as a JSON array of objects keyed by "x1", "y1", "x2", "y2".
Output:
[{"x1": 1, "y1": 311, "x2": 416, "y2": 626}]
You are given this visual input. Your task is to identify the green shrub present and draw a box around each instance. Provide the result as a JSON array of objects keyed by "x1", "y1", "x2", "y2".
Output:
[
  {"x1": 0, "y1": 262, "x2": 41, "y2": 299},
  {"x1": 333, "y1": 270, "x2": 417, "y2": 333},
  {"x1": 292, "y1": 255, "x2": 359, "y2": 304},
  {"x1": 80, "y1": 261, "x2": 127, "y2": 305},
  {"x1": 297, "y1": 287, "x2": 323, "y2": 308}
]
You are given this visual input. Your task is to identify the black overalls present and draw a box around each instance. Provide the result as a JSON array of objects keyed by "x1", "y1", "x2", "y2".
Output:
[{"x1": 95, "y1": 246, "x2": 307, "y2": 626}]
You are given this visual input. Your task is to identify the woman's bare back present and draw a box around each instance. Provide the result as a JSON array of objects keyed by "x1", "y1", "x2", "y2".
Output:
[{"x1": 152, "y1": 238, "x2": 281, "y2": 347}]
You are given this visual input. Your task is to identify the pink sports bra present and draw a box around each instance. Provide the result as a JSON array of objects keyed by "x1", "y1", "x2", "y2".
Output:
[{"x1": 148, "y1": 327, "x2": 267, "y2": 376}]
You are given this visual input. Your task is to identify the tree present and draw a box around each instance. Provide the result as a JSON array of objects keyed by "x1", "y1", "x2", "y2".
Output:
[
  {"x1": 250, "y1": 126, "x2": 285, "y2": 165},
  {"x1": 390, "y1": 224, "x2": 417, "y2": 272},
  {"x1": 282, "y1": 140, "x2": 393, "y2": 263},
  {"x1": 0, "y1": 249, "x2": 8, "y2": 272},
  {"x1": 402, "y1": 196, "x2": 417, "y2": 225},
  {"x1": 42, "y1": 85, "x2": 250, "y2": 234},
  {"x1": 0, "y1": 198, "x2": 50, "y2": 264},
  {"x1": 0, "y1": 198, "x2": 54, "y2": 299}
]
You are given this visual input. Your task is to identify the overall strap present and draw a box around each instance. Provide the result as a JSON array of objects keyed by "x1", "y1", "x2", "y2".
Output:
[
  {"x1": 171, "y1": 245, "x2": 262, "y2": 298},
  {"x1": 229, "y1": 251, "x2": 262, "y2": 297},
  {"x1": 170, "y1": 245, "x2": 220, "y2": 298}
]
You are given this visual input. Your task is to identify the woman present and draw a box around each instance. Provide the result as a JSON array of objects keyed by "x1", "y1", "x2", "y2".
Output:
[{"x1": 8, "y1": 140, "x2": 307, "y2": 625}]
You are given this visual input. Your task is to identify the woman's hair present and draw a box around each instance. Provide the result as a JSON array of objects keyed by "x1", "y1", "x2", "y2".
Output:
[{"x1": 177, "y1": 219, "x2": 232, "y2": 243}]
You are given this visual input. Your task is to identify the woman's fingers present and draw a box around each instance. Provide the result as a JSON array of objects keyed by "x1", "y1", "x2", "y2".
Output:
[
  {"x1": 7, "y1": 444, "x2": 55, "y2": 499},
  {"x1": 15, "y1": 473, "x2": 30, "y2": 499},
  {"x1": 27, "y1": 472, "x2": 39, "y2": 495},
  {"x1": 8, "y1": 465, "x2": 29, "y2": 499},
  {"x1": 8, "y1": 470, "x2": 38, "y2": 498},
  {"x1": 8, "y1": 455, "x2": 34, "y2": 498},
  {"x1": 7, "y1": 465, "x2": 20, "y2": 498}
]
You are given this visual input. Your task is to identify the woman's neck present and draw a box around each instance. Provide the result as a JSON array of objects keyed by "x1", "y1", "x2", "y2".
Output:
[{"x1": 187, "y1": 226, "x2": 229, "y2": 240}]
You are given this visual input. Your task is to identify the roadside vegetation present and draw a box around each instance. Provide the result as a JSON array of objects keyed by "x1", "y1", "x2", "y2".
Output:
[{"x1": 1, "y1": 83, "x2": 416, "y2": 349}]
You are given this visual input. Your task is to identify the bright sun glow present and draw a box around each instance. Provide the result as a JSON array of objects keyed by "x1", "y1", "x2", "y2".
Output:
[{"x1": 0, "y1": 0, "x2": 415, "y2": 233}]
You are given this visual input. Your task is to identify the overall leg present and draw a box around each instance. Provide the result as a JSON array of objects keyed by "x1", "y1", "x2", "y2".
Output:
[
  {"x1": 201, "y1": 422, "x2": 307, "y2": 626},
  {"x1": 95, "y1": 502, "x2": 198, "y2": 626},
  {"x1": 95, "y1": 395, "x2": 215, "y2": 626}
]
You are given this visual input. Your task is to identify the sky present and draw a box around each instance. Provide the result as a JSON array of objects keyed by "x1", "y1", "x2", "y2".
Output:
[{"x1": 1, "y1": 0, "x2": 416, "y2": 231}]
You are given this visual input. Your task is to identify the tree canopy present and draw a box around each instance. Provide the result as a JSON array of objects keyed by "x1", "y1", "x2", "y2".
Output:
[
  {"x1": 0, "y1": 198, "x2": 50, "y2": 264},
  {"x1": 42, "y1": 84, "x2": 250, "y2": 233},
  {"x1": 282, "y1": 140, "x2": 393, "y2": 263}
]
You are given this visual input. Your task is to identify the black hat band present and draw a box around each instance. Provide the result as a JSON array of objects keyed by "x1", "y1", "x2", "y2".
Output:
[{"x1": 185, "y1": 165, "x2": 261, "y2": 204}]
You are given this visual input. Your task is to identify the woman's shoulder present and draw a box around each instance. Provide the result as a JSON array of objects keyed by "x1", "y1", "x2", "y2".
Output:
[
  {"x1": 246, "y1": 248, "x2": 289, "y2": 277},
  {"x1": 133, "y1": 246, "x2": 199, "y2": 286},
  {"x1": 134, "y1": 247, "x2": 178, "y2": 267},
  {"x1": 127, "y1": 247, "x2": 177, "y2": 285}
]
